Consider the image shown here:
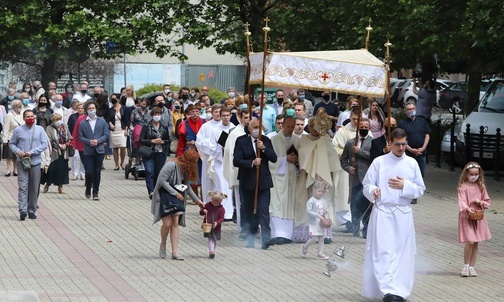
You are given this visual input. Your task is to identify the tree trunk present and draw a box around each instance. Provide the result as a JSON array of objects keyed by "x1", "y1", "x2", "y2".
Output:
[
  {"x1": 40, "y1": 56, "x2": 57, "y2": 89},
  {"x1": 465, "y1": 48, "x2": 483, "y2": 115}
]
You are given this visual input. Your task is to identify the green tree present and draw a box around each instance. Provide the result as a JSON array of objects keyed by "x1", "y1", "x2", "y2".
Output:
[{"x1": 0, "y1": 0, "x2": 191, "y2": 88}]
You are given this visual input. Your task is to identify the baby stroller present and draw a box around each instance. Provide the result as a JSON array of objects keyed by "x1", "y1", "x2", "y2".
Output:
[{"x1": 124, "y1": 125, "x2": 146, "y2": 181}]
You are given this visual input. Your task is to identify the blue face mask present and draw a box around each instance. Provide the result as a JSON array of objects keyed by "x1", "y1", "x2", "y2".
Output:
[
  {"x1": 407, "y1": 110, "x2": 416, "y2": 118},
  {"x1": 299, "y1": 95, "x2": 305, "y2": 100},
  {"x1": 8, "y1": 95, "x2": 14, "y2": 101},
  {"x1": 87, "y1": 110, "x2": 96, "y2": 117},
  {"x1": 22, "y1": 99, "x2": 29, "y2": 106},
  {"x1": 285, "y1": 108, "x2": 295, "y2": 117},
  {"x1": 55, "y1": 101, "x2": 63, "y2": 107},
  {"x1": 167, "y1": 97, "x2": 173, "y2": 101}
]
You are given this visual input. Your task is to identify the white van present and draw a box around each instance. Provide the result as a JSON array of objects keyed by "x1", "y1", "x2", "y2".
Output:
[{"x1": 455, "y1": 79, "x2": 504, "y2": 168}]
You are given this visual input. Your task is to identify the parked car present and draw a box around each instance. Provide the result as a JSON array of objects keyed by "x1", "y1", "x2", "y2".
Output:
[
  {"x1": 389, "y1": 78, "x2": 405, "y2": 107},
  {"x1": 438, "y1": 80, "x2": 493, "y2": 113},
  {"x1": 455, "y1": 79, "x2": 504, "y2": 168},
  {"x1": 138, "y1": 91, "x2": 165, "y2": 107}
]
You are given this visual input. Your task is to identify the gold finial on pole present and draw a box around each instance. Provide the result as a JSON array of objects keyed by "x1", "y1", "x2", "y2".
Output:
[
  {"x1": 385, "y1": 33, "x2": 392, "y2": 60},
  {"x1": 365, "y1": 17, "x2": 373, "y2": 49},
  {"x1": 244, "y1": 22, "x2": 252, "y2": 51}
]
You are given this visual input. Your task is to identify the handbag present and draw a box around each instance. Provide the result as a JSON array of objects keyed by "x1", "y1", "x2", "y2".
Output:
[
  {"x1": 159, "y1": 187, "x2": 185, "y2": 217},
  {"x1": 21, "y1": 156, "x2": 32, "y2": 170},
  {"x1": 67, "y1": 145, "x2": 75, "y2": 157},
  {"x1": 468, "y1": 203, "x2": 485, "y2": 221},
  {"x1": 138, "y1": 145, "x2": 153, "y2": 158},
  {"x1": 170, "y1": 138, "x2": 178, "y2": 154},
  {"x1": 319, "y1": 214, "x2": 332, "y2": 229}
]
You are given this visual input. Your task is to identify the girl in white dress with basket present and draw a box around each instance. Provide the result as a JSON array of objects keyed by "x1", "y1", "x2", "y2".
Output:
[{"x1": 300, "y1": 180, "x2": 331, "y2": 259}]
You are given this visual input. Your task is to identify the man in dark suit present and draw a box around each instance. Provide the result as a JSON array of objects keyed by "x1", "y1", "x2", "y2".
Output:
[
  {"x1": 233, "y1": 118, "x2": 277, "y2": 249},
  {"x1": 340, "y1": 118, "x2": 373, "y2": 238},
  {"x1": 370, "y1": 117, "x2": 397, "y2": 161},
  {"x1": 79, "y1": 101, "x2": 109, "y2": 200}
]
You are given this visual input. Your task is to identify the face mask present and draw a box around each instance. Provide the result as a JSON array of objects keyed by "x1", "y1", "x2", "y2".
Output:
[
  {"x1": 190, "y1": 93, "x2": 195, "y2": 98},
  {"x1": 468, "y1": 175, "x2": 479, "y2": 183},
  {"x1": 54, "y1": 120, "x2": 63, "y2": 127},
  {"x1": 322, "y1": 95, "x2": 330, "y2": 101},
  {"x1": 66, "y1": 88, "x2": 73, "y2": 93},
  {"x1": 228, "y1": 92, "x2": 235, "y2": 98},
  {"x1": 157, "y1": 102, "x2": 164, "y2": 108},
  {"x1": 38, "y1": 102, "x2": 47, "y2": 107},
  {"x1": 206, "y1": 113, "x2": 212, "y2": 120},
  {"x1": 277, "y1": 97, "x2": 284, "y2": 104},
  {"x1": 359, "y1": 129, "x2": 369, "y2": 137},
  {"x1": 22, "y1": 99, "x2": 29, "y2": 106},
  {"x1": 8, "y1": 95, "x2": 14, "y2": 101},
  {"x1": 285, "y1": 108, "x2": 295, "y2": 117},
  {"x1": 174, "y1": 105, "x2": 180, "y2": 109},
  {"x1": 140, "y1": 105, "x2": 147, "y2": 110},
  {"x1": 55, "y1": 100, "x2": 63, "y2": 107},
  {"x1": 25, "y1": 117, "x2": 35, "y2": 126},
  {"x1": 152, "y1": 115, "x2": 161, "y2": 122},
  {"x1": 94, "y1": 93, "x2": 100, "y2": 98},
  {"x1": 299, "y1": 95, "x2": 305, "y2": 100},
  {"x1": 167, "y1": 97, "x2": 173, "y2": 102},
  {"x1": 251, "y1": 129, "x2": 260, "y2": 138},
  {"x1": 81, "y1": 89, "x2": 87, "y2": 94},
  {"x1": 239, "y1": 103, "x2": 248, "y2": 110},
  {"x1": 24, "y1": 88, "x2": 31, "y2": 92},
  {"x1": 111, "y1": 99, "x2": 118, "y2": 104},
  {"x1": 164, "y1": 89, "x2": 170, "y2": 94},
  {"x1": 181, "y1": 94, "x2": 189, "y2": 100},
  {"x1": 87, "y1": 110, "x2": 96, "y2": 118},
  {"x1": 407, "y1": 110, "x2": 416, "y2": 118}
]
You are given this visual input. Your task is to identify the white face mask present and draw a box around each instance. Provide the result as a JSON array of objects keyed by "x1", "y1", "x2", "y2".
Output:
[
  {"x1": 468, "y1": 175, "x2": 479, "y2": 183},
  {"x1": 164, "y1": 89, "x2": 170, "y2": 94},
  {"x1": 228, "y1": 92, "x2": 235, "y2": 98},
  {"x1": 251, "y1": 129, "x2": 260, "y2": 138},
  {"x1": 152, "y1": 115, "x2": 161, "y2": 122},
  {"x1": 54, "y1": 120, "x2": 63, "y2": 127}
]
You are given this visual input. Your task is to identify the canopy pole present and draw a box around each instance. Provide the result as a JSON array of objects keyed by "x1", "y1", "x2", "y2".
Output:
[
  {"x1": 365, "y1": 18, "x2": 373, "y2": 50},
  {"x1": 385, "y1": 35, "x2": 393, "y2": 142},
  {"x1": 244, "y1": 22, "x2": 253, "y2": 119},
  {"x1": 254, "y1": 17, "x2": 271, "y2": 214}
]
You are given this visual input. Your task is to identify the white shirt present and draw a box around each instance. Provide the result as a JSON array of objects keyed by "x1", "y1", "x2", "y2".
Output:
[
  {"x1": 74, "y1": 93, "x2": 92, "y2": 103},
  {"x1": 86, "y1": 115, "x2": 97, "y2": 132}
]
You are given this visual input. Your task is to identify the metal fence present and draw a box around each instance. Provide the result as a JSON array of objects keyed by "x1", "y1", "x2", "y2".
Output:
[{"x1": 182, "y1": 64, "x2": 247, "y2": 93}]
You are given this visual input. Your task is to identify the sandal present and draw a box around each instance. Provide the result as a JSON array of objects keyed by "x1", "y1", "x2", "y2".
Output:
[
  {"x1": 300, "y1": 244, "x2": 307, "y2": 257},
  {"x1": 317, "y1": 254, "x2": 329, "y2": 260}
]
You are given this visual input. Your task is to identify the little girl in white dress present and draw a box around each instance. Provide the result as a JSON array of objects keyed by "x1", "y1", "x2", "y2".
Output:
[{"x1": 300, "y1": 181, "x2": 330, "y2": 259}]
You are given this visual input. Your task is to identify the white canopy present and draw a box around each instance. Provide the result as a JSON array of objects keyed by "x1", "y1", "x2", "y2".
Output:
[{"x1": 249, "y1": 49, "x2": 387, "y2": 97}]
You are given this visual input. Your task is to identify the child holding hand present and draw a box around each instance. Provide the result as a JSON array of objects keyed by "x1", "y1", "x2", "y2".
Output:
[
  {"x1": 458, "y1": 162, "x2": 491, "y2": 277},
  {"x1": 200, "y1": 191, "x2": 226, "y2": 259}
]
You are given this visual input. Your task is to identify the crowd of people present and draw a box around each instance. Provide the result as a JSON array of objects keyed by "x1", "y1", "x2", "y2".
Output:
[{"x1": 0, "y1": 80, "x2": 492, "y2": 302}]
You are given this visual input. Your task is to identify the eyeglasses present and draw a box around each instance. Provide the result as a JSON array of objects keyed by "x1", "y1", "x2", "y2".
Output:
[
  {"x1": 466, "y1": 164, "x2": 480, "y2": 169},
  {"x1": 392, "y1": 142, "x2": 408, "y2": 147}
]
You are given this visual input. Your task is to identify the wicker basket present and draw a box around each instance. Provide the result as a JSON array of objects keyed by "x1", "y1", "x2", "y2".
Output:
[
  {"x1": 202, "y1": 211, "x2": 212, "y2": 237},
  {"x1": 319, "y1": 217, "x2": 332, "y2": 229},
  {"x1": 468, "y1": 204, "x2": 485, "y2": 221}
]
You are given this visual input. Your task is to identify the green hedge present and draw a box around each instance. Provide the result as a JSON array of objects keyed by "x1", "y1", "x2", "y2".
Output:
[{"x1": 136, "y1": 83, "x2": 227, "y2": 102}]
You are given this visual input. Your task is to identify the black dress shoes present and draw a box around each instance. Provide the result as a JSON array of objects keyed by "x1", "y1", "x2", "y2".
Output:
[
  {"x1": 28, "y1": 213, "x2": 37, "y2": 219},
  {"x1": 261, "y1": 242, "x2": 270, "y2": 250},
  {"x1": 20, "y1": 213, "x2": 27, "y2": 221},
  {"x1": 383, "y1": 293, "x2": 405, "y2": 302}
]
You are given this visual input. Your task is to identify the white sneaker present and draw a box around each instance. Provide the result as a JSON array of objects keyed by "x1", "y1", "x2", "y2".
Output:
[
  {"x1": 460, "y1": 266, "x2": 469, "y2": 277},
  {"x1": 469, "y1": 267, "x2": 478, "y2": 277}
]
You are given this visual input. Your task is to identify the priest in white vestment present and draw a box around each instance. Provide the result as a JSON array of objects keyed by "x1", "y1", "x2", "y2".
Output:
[
  {"x1": 293, "y1": 111, "x2": 338, "y2": 242},
  {"x1": 223, "y1": 109, "x2": 250, "y2": 231},
  {"x1": 196, "y1": 104, "x2": 223, "y2": 200},
  {"x1": 362, "y1": 128, "x2": 425, "y2": 302},
  {"x1": 332, "y1": 107, "x2": 373, "y2": 228},
  {"x1": 211, "y1": 107, "x2": 234, "y2": 219},
  {"x1": 269, "y1": 117, "x2": 300, "y2": 243}
]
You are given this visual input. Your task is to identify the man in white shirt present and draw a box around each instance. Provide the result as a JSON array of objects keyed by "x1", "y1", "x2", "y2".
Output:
[{"x1": 73, "y1": 83, "x2": 92, "y2": 103}]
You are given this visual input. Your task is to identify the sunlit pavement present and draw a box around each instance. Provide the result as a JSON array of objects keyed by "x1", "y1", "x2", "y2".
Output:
[{"x1": 0, "y1": 158, "x2": 502, "y2": 302}]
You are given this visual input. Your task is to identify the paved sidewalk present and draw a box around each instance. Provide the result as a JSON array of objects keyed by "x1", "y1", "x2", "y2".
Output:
[{"x1": 0, "y1": 158, "x2": 503, "y2": 301}]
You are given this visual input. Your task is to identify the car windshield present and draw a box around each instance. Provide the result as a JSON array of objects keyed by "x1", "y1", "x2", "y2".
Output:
[{"x1": 479, "y1": 81, "x2": 504, "y2": 111}]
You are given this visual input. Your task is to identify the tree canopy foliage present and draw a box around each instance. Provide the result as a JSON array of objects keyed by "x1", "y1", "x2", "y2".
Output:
[{"x1": 1, "y1": 0, "x2": 503, "y2": 112}]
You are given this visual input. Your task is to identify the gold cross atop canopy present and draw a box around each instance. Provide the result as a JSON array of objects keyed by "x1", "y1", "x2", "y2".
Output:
[{"x1": 244, "y1": 22, "x2": 251, "y2": 36}]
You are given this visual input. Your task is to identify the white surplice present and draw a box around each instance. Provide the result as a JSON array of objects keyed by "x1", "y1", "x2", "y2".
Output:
[
  {"x1": 223, "y1": 124, "x2": 245, "y2": 230},
  {"x1": 361, "y1": 152, "x2": 426, "y2": 300},
  {"x1": 195, "y1": 119, "x2": 222, "y2": 200},
  {"x1": 269, "y1": 131, "x2": 300, "y2": 239},
  {"x1": 212, "y1": 123, "x2": 233, "y2": 219}
]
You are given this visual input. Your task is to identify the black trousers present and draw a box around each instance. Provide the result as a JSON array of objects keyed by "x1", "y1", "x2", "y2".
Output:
[
  {"x1": 350, "y1": 184, "x2": 372, "y2": 236},
  {"x1": 241, "y1": 188, "x2": 271, "y2": 244}
]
